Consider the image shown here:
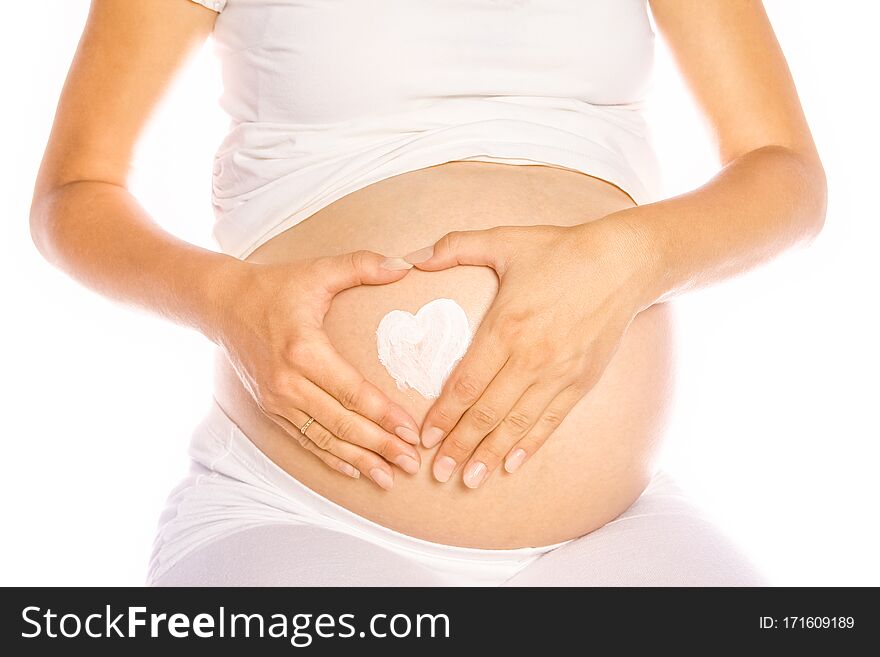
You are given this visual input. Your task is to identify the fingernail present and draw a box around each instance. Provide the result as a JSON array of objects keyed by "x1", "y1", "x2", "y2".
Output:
[
  {"x1": 370, "y1": 468, "x2": 394, "y2": 490},
  {"x1": 338, "y1": 462, "x2": 360, "y2": 478},
  {"x1": 403, "y1": 245, "x2": 434, "y2": 264},
  {"x1": 395, "y1": 425, "x2": 421, "y2": 445},
  {"x1": 380, "y1": 257, "x2": 414, "y2": 271},
  {"x1": 504, "y1": 449, "x2": 527, "y2": 474},
  {"x1": 394, "y1": 454, "x2": 420, "y2": 475},
  {"x1": 463, "y1": 461, "x2": 487, "y2": 488},
  {"x1": 433, "y1": 456, "x2": 456, "y2": 483},
  {"x1": 421, "y1": 426, "x2": 445, "y2": 449}
]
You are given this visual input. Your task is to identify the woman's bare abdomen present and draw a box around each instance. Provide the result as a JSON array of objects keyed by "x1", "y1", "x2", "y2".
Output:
[{"x1": 212, "y1": 161, "x2": 674, "y2": 548}]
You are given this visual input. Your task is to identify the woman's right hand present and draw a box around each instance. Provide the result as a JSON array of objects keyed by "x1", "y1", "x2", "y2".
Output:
[{"x1": 212, "y1": 250, "x2": 422, "y2": 490}]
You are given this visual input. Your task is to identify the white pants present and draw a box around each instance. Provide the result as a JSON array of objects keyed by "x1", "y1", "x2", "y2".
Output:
[{"x1": 148, "y1": 399, "x2": 767, "y2": 587}]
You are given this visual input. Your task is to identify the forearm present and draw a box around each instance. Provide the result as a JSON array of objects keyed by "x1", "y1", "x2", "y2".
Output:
[
  {"x1": 30, "y1": 180, "x2": 244, "y2": 343},
  {"x1": 607, "y1": 145, "x2": 827, "y2": 310}
]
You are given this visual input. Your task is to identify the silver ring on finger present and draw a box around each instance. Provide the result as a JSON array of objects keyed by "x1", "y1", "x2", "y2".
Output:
[{"x1": 300, "y1": 416, "x2": 316, "y2": 435}]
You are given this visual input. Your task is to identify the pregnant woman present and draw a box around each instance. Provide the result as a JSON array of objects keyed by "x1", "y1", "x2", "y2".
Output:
[{"x1": 31, "y1": 0, "x2": 825, "y2": 586}]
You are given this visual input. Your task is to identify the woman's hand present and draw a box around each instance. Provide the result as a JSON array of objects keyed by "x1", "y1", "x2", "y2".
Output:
[
  {"x1": 213, "y1": 251, "x2": 423, "y2": 490},
  {"x1": 404, "y1": 217, "x2": 656, "y2": 488}
]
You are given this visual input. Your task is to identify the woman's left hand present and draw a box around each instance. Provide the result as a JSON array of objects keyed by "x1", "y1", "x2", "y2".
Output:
[{"x1": 403, "y1": 216, "x2": 657, "y2": 488}]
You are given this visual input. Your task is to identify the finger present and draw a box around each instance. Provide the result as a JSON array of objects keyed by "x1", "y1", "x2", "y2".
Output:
[
  {"x1": 266, "y1": 409, "x2": 361, "y2": 479},
  {"x1": 269, "y1": 407, "x2": 400, "y2": 491},
  {"x1": 315, "y1": 249, "x2": 413, "y2": 296},
  {"x1": 420, "y1": 321, "x2": 509, "y2": 450},
  {"x1": 297, "y1": 376, "x2": 421, "y2": 477},
  {"x1": 318, "y1": 437, "x2": 400, "y2": 491},
  {"x1": 403, "y1": 228, "x2": 508, "y2": 273},
  {"x1": 430, "y1": 359, "x2": 526, "y2": 484},
  {"x1": 294, "y1": 415, "x2": 401, "y2": 491},
  {"x1": 302, "y1": 333, "x2": 421, "y2": 445},
  {"x1": 461, "y1": 381, "x2": 563, "y2": 489},
  {"x1": 504, "y1": 384, "x2": 586, "y2": 474}
]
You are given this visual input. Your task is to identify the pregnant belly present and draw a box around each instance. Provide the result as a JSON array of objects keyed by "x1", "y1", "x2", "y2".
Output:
[{"x1": 212, "y1": 161, "x2": 674, "y2": 549}]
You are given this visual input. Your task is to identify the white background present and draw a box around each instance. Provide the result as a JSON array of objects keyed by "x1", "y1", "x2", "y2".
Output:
[{"x1": 2, "y1": 1, "x2": 877, "y2": 586}]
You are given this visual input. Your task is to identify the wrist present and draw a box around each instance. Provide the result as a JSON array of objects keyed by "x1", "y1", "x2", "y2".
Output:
[
  {"x1": 193, "y1": 253, "x2": 253, "y2": 346},
  {"x1": 589, "y1": 209, "x2": 669, "y2": 313}
]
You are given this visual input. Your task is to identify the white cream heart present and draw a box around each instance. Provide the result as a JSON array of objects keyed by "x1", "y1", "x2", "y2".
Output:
[{"x1": 376, "y1": 298, "x2": 472, "y2": 399}]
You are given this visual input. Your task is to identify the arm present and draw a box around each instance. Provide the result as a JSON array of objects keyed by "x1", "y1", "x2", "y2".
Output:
[
  {"x1": 405, "y1": 0, "x2": 826, "y2": 486},
  {"x1": 619, "y1": 0, "x2": 827, "y2": 308},
  {"x1": 30, "y1": 0, "x2": 235, "y2": 339},
  {"x1": 31, "y1": 0, "x2": 422, "y2": 488}
]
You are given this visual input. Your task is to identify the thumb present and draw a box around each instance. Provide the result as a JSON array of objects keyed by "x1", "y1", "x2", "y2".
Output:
[
  {"x1": 317, "y1": 250, "x2": 412, "y2": 295},
  {"x1": 403, "y1": 229, "x2": 505, "y2": 273}
]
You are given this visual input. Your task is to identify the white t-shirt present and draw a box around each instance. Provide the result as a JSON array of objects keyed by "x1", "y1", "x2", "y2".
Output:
[{"x1": 188, "y1": 0, "x2": 661, "y2": 259}]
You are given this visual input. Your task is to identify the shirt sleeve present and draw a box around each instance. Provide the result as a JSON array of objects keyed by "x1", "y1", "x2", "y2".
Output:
[{"x1": 188, "y1": 0, "x2": 226, "y2": 12}]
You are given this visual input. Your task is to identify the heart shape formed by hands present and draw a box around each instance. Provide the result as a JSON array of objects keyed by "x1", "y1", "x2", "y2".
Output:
[{"x1": 376, "y1": 298, "x2": 472, "y2": 399}]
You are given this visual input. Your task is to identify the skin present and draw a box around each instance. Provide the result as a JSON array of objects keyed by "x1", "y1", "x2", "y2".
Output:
[
  {"x1": 31, "y1": 0, "x2": 825, "y2": 493},
  {"x1": 405, "y1": 0, "x2": 828, "y2": 487},
  {"x1": 29, "y1": 0, "x2": 424, "y2": 489}
]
